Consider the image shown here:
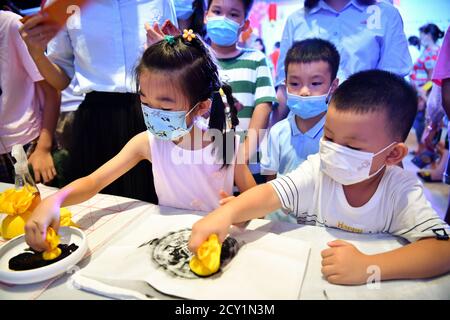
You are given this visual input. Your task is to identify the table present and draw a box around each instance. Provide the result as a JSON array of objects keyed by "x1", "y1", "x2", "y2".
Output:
[{"x1": 1, "y1": 183, "x2": 449, "y2": 300}]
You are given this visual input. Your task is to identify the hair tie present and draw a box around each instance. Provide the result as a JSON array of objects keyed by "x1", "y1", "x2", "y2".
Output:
[
  {"x1": 164, "y1": 35, "x2": 176, "y2": 45},
  {"x1": 183, "y1": 29, "x2": 196, "y2": 42}
]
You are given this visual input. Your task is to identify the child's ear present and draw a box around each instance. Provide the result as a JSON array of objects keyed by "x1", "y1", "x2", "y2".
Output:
[
  {"x1": 196, "y1": 99, "x2": 212, "y2": 117},
  {"x1": 385, "y1": 142, "x2": 408, "y2": 166}
]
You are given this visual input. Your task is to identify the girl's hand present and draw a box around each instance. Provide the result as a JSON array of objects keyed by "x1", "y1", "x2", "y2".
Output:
[
  {"x1": 24, "y1": 197, "x2": 61, "y2": 252},
  {"x1": 19, "y1": 14, "x2": 59, "y2": 56},
  {"x1": 28, "y1": 148, "x2": 57, "y2": 184},
  {"x1": 189, "y1": 212, "x2": 232, "y2": 254},
  {"x1": 321, "y1": 240, "x2": 372, "y2": 285}
]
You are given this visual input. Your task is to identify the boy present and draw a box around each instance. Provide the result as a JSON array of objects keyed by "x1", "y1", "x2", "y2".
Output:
[
  {"x1": 205, "y1": 0, "x2": 277, "y2": 177},
  {"x1": 260, "y1": 39, "x2": 339, "y2": 223},
  {"x1": 189, "y1": 70, "x2": 450, "y2": 285},
  {"x1": 261, "y1": 39, "x2": 339, "y2": 180}
]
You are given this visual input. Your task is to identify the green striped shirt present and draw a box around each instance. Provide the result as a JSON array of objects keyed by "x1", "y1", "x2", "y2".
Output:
[{"x1": 218, "y1": 49, "x2": 277, "y2": 131}]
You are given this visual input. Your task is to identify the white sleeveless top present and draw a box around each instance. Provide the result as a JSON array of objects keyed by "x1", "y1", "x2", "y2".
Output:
[{"x1": 148, "y1": 131, "x2": 239, "y2": 212}]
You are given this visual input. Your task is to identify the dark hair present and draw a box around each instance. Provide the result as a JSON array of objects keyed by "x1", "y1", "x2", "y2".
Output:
[
  {"x1": 135, "y1": 35, "x2": 239, "y2": 167},
  {"x1": 408, "y1": 36, "x2": 421, "y2": 51},
  {"x1": 330, "y1": 70, "x2": 418, "y2": 141},
  {"x1": 207, "y1": 0, "x2": 254, "y2": 18},
  {"x1": 188, "y1": 0, "x2": 207, "y2": 37},
  {"x1": 304, "y1": 0, "x2": 375, "y2": 9},
  {"x1": 0, "y1": 0, "x2": 21, "y2": 14},
  {"x1": 255, "y1": 38, "x2": 265, "y2": 54},
  {"x1": 285, "y1": 38, "x2": 340, "y2": 81},
  {"x1": 419, "y1": 23, "x2": 445, "y2": 42}
]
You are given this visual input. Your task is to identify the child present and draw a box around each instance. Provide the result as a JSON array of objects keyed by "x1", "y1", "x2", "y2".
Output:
[
  {"x1": 25, "y1": 32, "x2": 256, "y2": 252},
  {"x1": 205, "y1": 0, "x2": 277, "y2": 177},
  {"x1": 260, "y1": 38, "x2": 339, "y2": 223},
  {"x1": 261, "y1": 39, "x2": 339, "y2": 180},
  {"x1": 189, "y1": 70, "x2": 450, "y2": 285},
  {"x1": 0, "y1": 10, "x2": 60, "y2": 184}
]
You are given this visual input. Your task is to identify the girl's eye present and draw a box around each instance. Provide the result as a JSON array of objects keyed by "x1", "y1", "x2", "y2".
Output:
[
  {"x1": 141, "y1": 102, "x2": 149, "y2": 107},
  {"x1": 346, "y1": 145, "x2": 361, "y2": 151},
  {"x1": 161, "y1": 108, "x2": 172, "y2": 111},
  {"x1": 288, "y1": 83, "x2": 299, "y2": 87},
  {"x1": 312, "y1": 82, "x2": 323, "y2": 86},
  {"x1": 324, "y1": 136, "x2": 333, "y2": 142},
  {"x1": 212, "y1": 10, "x2": 221, "y2": 15}
]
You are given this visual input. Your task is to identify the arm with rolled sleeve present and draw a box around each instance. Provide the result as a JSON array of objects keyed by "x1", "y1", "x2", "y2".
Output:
[
  {"x1": 268, "y1": 154, "x2": 318, "y2": 216},
  {"x1": 377, "y1": 7, "x2": 412, "y2": 77}
]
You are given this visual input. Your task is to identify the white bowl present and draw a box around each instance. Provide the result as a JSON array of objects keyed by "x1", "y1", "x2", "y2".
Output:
[{"x1": 0, "y1": 227, "x2": 88, "y2": 285}]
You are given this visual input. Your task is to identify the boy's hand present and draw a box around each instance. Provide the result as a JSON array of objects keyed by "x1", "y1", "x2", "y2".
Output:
[
  {"x1": 321, "y1": 240, "x2": 372, "y2": 285},
  {"x1": 28, "y1": 148, "x2": 57, "y2": 184},
  {"x1": 189, "y1": 212, "x2": 232, "y2": 254},
  {"x1": 24, "y1": 197, "x2": 61, "y2": 252}
]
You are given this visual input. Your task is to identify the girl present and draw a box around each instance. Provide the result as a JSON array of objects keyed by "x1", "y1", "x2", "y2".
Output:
[{"x1": 25, "y1": 32, "x2": 256, "y2": 252}]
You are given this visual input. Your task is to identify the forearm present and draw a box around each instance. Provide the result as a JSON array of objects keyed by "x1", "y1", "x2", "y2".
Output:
[
  {"x1": 367, "y1": 238, "x2": 450, "y2": 280},
  {"x1": 245, "y1": 103, "x2": 271, "y2": 163},
  {"x1": 30, "y1": 51, "x2": 70, "y2": 90},
  {"x1": 48, "y1": 175, "x2": 100, "y2": 207},
  {"x1": 36, "y1": 81, "x2": 60, "y2": 151},
  {"x1": 442, "y1": 79, "x2": 450, "y2": 119},
  {"x1": 214, "y1": 183, "x2": 281, "y2": 224}
]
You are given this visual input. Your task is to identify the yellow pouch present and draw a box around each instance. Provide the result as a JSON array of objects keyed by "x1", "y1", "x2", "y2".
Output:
[
  {"x1": 189, "y1": 234, "x2": 221, "y2": 276},
  {"x1": 42, "y1": 227, "x2": 62, "y2": 261}
]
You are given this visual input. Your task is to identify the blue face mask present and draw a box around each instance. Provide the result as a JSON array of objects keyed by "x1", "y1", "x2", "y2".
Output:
[
  {"x1": 141, "y1": 103, "x2": 199, "y2": 141},
  {"x1": 287, "y1": 87, "x2": 332, "y2": 119},
  {"x1": 206, "y1": 16, "x2": 242, "y2": 47},
  {"x1": 175, "y1": 0, "x2": 194, "y2": 20}
]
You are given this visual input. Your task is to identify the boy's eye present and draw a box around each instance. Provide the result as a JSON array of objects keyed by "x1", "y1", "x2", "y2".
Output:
[
  {"x1": 288, "y1": 82, "x2": 299, "y2": 87},
  {"x1": 324, "y1": 136, "x2": 333, "y2": 142},
  {"x1": 212, "y1": 9, "x2": 221, "y2": 15},
  {"x1": 312, "y1": 82, "x2": 323, "y2": 86}
]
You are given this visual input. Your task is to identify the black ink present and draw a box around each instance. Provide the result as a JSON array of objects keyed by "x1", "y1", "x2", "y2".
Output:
[
  {"x1": 140, "y1": 229, "x2": 241, "y2": 279},
  {"x1": 9, "y1": 244, "x2": 79, "y2": 271}
]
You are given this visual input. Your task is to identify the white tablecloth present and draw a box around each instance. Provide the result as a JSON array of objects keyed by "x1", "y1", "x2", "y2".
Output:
[{"x1": 1, "y1": 183, "x2": 449, "y2": 300}]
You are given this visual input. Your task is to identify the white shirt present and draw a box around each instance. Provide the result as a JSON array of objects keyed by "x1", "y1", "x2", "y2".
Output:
[
  {"x1": 148, "y1": 131, "x2": 239, "y2": 212},
  {"x1": 46, "y1": 0, "x2": 177, "y2": 94},
  {"x1": 275, "y1": 0, "x2": 412, "y2": 85},
  {"x1": 269, "y1": 154, "x2": 449, "y2": 242}
]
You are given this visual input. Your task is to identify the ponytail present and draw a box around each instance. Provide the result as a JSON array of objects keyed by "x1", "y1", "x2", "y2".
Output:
[{"x1": 208, "y1": 83, "x2": 239, "y2": 168}]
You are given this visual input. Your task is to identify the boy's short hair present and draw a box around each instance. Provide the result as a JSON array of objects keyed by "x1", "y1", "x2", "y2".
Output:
[
  {"x1": 330, "y1": 70, "x2": 418, "y2": 142},
  {"x1": 207, "y1": 0, "x2": 254, "y2": 18},
  {"x1": 285, "y1": 38, "x2": 340, "y2": 81}
]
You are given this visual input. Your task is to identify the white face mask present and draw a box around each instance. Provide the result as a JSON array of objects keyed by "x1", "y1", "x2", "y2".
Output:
[{"x1": 319, "y1": 139, "x2": 397, "y2": 185}]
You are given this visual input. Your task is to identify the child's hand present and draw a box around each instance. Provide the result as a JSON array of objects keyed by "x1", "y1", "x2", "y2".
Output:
[
  {"x1": 24, "y1": 197, "x2": 61, "y2": 252},
  {"x1": 321, "y1": 240, "x2": 371, "y2": 285},
  {"x1": 28, "y1": 148, "x2": 57, "y2": 184},
  {"x1": 19, "y1": 13, "x2": 59, "y2": 55},
  {"x1": 188, "y1": 212, "x2": 232, "y2": 254},
  {"x1": 161, "y1": 19, "x2": 180, "y2": 36},
  {"x1": 144, "y1": 22, "x2": 165, "y2": 48},
  {"x1": 219, "y1": 190, "x2": 235, "y2": 206}
]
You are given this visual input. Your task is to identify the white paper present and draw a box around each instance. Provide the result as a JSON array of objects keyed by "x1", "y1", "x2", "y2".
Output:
[{"x1": 73, "y1": 214, "x2": 311, "y2": 300}]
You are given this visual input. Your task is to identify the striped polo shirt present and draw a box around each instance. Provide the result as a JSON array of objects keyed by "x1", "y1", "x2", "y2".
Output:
[{"x1": 217, "y1": 49, "x2": 277, "y2": 131}]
